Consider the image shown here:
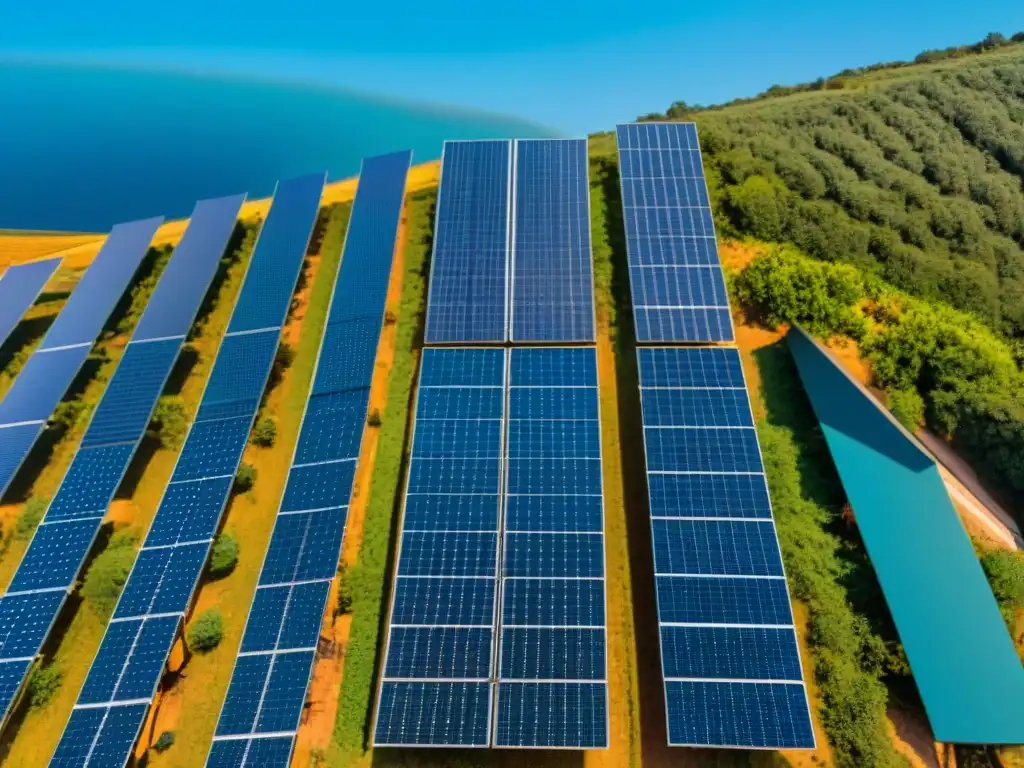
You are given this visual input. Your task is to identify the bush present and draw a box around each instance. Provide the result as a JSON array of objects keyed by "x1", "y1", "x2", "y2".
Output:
[
  {"x1": 366, "y1": 408, "x2": 382, "y2": 428},
  {"x1": 383, "y1": 310, "x2": 397, "y2": 326},
  {"x1": 252, "y1": 417, "x2": 277, "y2": 447},
  {"x1": 187, "y1": 609, "x2": 224, "y2": 653},
  {"x1": 82, "y1": 530, "x2": 139, "y2": 620},
  {"x1": 154, "y1": 731, "x2": 175, "y2": 753},
  {"x1": 234, "y1": 462, "x2": 257, "y2": 492},
  {"x1": 209, "y1": 533, "x2": 239, "y2": 578},
  {"x1": 888, "y1": 389, "x2": 925, "y2": 432},
  {"x1": 15, "y1": 497, "x2": 48, "y2": 540},
  {"x1": 336, "y1": 562, "x2": 353, "y2": 615},
  {"x1": 275, "y1": 341, "x2": 295, "y2": 371},
  {"x1": 980, "y1": 549, "x2": 1024, "y2": 627},
  {"x1": 27, "y1": 664, "x2": 61, "y2": 709},
  {"x1": 51, "y1": 401, "x2": 87, "y2": 431},
  {"x1": 150, "y1": 396, "x2": 188, "y2": 449}
]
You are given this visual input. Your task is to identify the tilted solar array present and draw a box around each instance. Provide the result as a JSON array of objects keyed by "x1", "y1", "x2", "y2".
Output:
[
  {"x1": 496, "y1": 347, "x2": 607, "y2": 748},
  {"x1": 637, "y1": 347, "x2": 813, "y2": 749},
  {"x1": 615, "y1": 123, "x2": 733, "y2": 343},
  {"x1": 0, "y1": 257, "x2": 62, "y2": 349},
  {"x1": 375, "y1": 347, "x2": 506, "y2": 747},
  {"x1": 0, "y1": 217, "x2": 162, "y2": 498},
  {"x1": 0, "y1": 195, "x2": 244, "y2": 729},
  {"x1": 208, "y1": 151, "x2": 411, "y2": 767},
  {"x1": 51, "y1": 173, "x2": 325, "y2": 768},
  {"x1": 510, "y1": 139, "x2": 595, "y2": 343},
  {"x1": 424, "y1": 138, "x2": 596, "y2": 345}
]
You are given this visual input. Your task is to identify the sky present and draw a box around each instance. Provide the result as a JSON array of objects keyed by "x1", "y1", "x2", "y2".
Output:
[{"x1": 2, "y1": 1, "x2": 1023, "y2": 133}]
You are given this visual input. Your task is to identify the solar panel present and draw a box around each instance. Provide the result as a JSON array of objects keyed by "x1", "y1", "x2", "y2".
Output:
[
  {"x1": 208, "y1": 152, "x2": 410, "y2": 766},
  {"x1": 495, "y1": 348, "x2": 608, "y2": 748},
  {"x1": 0, "y1": 257, "x2": 61, "y2": 349},
  {"x1": 374, "y1": 347, "x2": 506, "y2": 747},
  {"x1": 0, "y1": 217, "x2": 163, "y2": 498},
  {"x1": 52, "y1": 175, "x2": 324, "y2": 766},
  {"x1": 510, "y1": 139, "x2": 596, "y2": 343},
  {"x1": 615, "y1": 123, "x2": 734, "y2": 343},
  {"x1": 636, "y1": 346, "x2": 814, "y2": 749},
  {"x1": 0, "y1": 196, "x2": 242, "y2": 729},
  {"x1": 424, "y1": 140, "x2": 511, "y2": 344}
]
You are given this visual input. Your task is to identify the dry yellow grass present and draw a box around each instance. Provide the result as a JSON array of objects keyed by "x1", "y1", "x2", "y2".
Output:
[{"x1": 0, "y1": 162, "x2": 440, "y2": 271}]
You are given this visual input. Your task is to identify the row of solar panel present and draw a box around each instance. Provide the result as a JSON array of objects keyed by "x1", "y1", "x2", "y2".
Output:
[
  {"x1": 375, "y1": 347, "x2": 608, "y2": 749},
  {"x1": 636, "y1": 346, "x2": 814, "y2": 749},
  {"x1": 0, "y1": 195, "x2": 246, "y2": 730},
  {"x1": 424, "y1": 138, "x2": 596, "y2": 345},
  {"x1": 51, "y1": 173, "x2": 327, "y2": 767},
  {"x1": 209, "y1": 151, "x2": 412, "y2": 767},
  {"x1": 615, "y1": 122, "x2": 734, "y2": 344}
]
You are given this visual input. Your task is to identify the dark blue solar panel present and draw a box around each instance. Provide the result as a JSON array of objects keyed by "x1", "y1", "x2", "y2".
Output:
[
  {"x1": 504, "y1": 495, "x2": 603, "y2": 533},
  {"x1": 293, "y1": 390, "x2": 367, "y2": 464},
  {"x1": 652, "y1": 519, "x2": 784, "y2": 577},
  {"x1": 500, "y1": 628, "x2": 605, "y2": 679},
  {"x1": 242, "y1": 581, "x2": 331, "y2": 653},
  {"x1": 639, "y1": 346, "x2": 745, "y2": 388},
  {"x1": 279, "y1": 463, "x2": 355, "y2": 513},
  {"x1": 402, "y1": 494, "x2": 498, "y2": 531},
  {"x1": 656, "y1": 576, "x2": 794, "y2": 625},
  {"x1": 254, "y1": 650, "x2": 315, "y2": 733},
  {"x1": 616, "y1": 122, "x2": 732, "y2": 343},
  {"x1": 86, "y1": 704, "x2": 152, "y2": 766},
  {"x1": 503, "y1": 533, "x2": 604, "y2": 578},
  {"x1": 258, "y1": 507, "x2": 347, "y2": 585},
  {"x1": 506, "y1": 420, "x2": 600, "y2": 459},
  {"x1": 207, "y1": 736, "x2": 294, "y2": 767},
  {"x1": 196, "y1": 331, "x2": 279, "y2": 422},
  {"x1": 143, "y1": 476, "x2": 233, "y2": 546},
  {"x1": 506, "y1": 458, "x2": 602, "y2": 495},
  {"x1": 666, "y1": 681, "x2": 814, "y2": 748},
  {"x1": 114, "y1": 543, "x2": 209, "y2": 618},
  {"x1": 494, "y1": 682, "x2": 607, "y2": 748},
  {"x1": 0, "y1": 344, "x2": 91, "y2": 424},
  {"x1": 8, "y1": 518, "x2": 98, "y2": 592},
  {"x1": 228, "y1": 174, "x2": 324, "y2": 334},
  {"x1": 648, "y1": 473, "x2": 772, "y2": 519},
  {"x1": 385, "y1": 627, "x2": 493, "y2": 678},
  {"x1": 398, "y1": 532, "x2": 498, "y2": 577},
  {"x1": 418, "y1": 347, "x2": 505, "y2": 387},
  {"x1": 502, "y1": 578, "x2": 605, "y2": 627},
  {"x1": 0, "y1": 591, "x2": 64, "y2": 657},
  {"x1": 417, "y1": 387, "x2": 503, "y2": 421},
  {"x1": 391, "y1": 578, "x2": 495, "y2": 626},
  {"x1": 509, "y1": 386, "x2": 599, "y2": 420},
  {"x1": 0, "y1": 423, "x2": 42, "y2": 498},
  {"x1": 51, "y1": 707, "x2": 105, "y2": 766},
  {"x1": 171, "y1": 416, "x2": 252, "y2": 482},
  {"x1": 216, "y1": 654, "x2": 269, "y2": 736},
  {"x1": 644, "y1": 427, "x2": 763, "y2": 473},
  {"x1": 310, "y1": 318, "x2": 380, "y2": 395},
  {"x1": 374, "y1": 682, "x2": 491, "y2": 746},
  {"x1": 81, "y1": 339, "x2": 181, "y2": 447},
  {"x1": 641, "y1": 387, "x2": 753, "y2": 428},
  {"x1": 412, "y1": 419, "x2": 502, "y2": 458},
  {"x1": 0, "y1": 258, "x2": 60, "y2": 348},
  {"x1": 660, "y1": 626, "x2": 802, "y2": 681},
  {"x1": 509, "y1": 346, "x2": 597, "y2": 387},
  {"x1": 108, "y1": 617, "x2": 178, "y2": 702},
  {"x1": 132, "y1": 195, "x2": 245, "y2": 341},
  {"x1": 406, "y1": 458, "x2": 500, "y2": 494},
  {"x1": 46, "y1": 443, "x2": 135, "y2": 521},
  {"x1": 78, "y1": 620, "x2": 141, "y2": 704},
  {"x1": 511, "y1": 139, "x2": 595, "y2": 343},
  {"x1": 424, "y1": 140, "x2": 510, "y2": 344},
  {"x1": 0, "y1": 659, "x2": 31, "y2": 719},
  {"x1": 41, "y1": 217, "x2": 162, "y2": 349}
]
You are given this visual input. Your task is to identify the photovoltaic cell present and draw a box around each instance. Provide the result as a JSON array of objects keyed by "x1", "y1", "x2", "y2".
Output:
[
  {"x1": 424, "y1": 140, "x2": 510, "y2": 344},
  {"x1": 0, "y1": 197, "x2": 242, "y2": 731},
  {"x1": 616, "y1": 122, "x2": 733, "y2": 343},
  {"x1": 210, "y1": 152, "x2": 410, "y2": 766},
  {"x1": 637, "y1": 346, "x2": 813, "y2": 749},
  {"x1": 510, "y1": 139, "x2": 595, "y2": 343},
  {"x1": 0, "y1": 257, "x2": 60, "y2": 349},
  {"x1": 374, "y1": 348, "x2": 505, "y2": 747},
  {"x1": 496, "y1": 347, "x2": 608, "y2": 748},
  {"x1": 55, "y1": 175, "x2": 323, "y2": 766}
]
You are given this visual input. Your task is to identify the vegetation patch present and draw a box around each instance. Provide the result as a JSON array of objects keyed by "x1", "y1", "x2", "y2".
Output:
[
  {"x1": 187, "y1": 608, "x2": 224, "y2": 653},
  {"x1": 234, "y1": 462, "x2": 257, "y2": 493},
  {"x1": 208, "y1": 532, "x2": 240, "y2": 579},
  {"x1": 82, "y1": 529, "x2": 139, "y2": 620},
  {"x1": 14, "y1": 497, "x2": 48, "y2": 540},
  {"x1": 149, "y1": 396, "x2": 188, "y2": 449},
  {"x1": 252, "y1": 416, "x2": 277, "y2": 447},
  {"x1": 26, "y1": 664, "x2": 62, "y2": 709}
]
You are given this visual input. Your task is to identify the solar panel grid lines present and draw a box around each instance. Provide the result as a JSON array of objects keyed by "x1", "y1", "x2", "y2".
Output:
[
  {"x1": 509, "y1": 139, "x2": 597, "y2": 344},
  {"x1": 0, "y1": 197, "x2": 245, "y2": 732},
  {"x1": 51, "y1": 174, "x2": 325, "y2": 767},
  {"x1": 207, "y1": 153, "x2": 410, "y2": 766},
  {"x1": 635, "y1": 346, "x2": 814, "y2": 750},
  {"x1": 373, "y1": 347, "x2": 506, "y2": 748},
  {"x1": 614, "y1": 122, "x2": 735, "y2": 344},
  {"x1": 0, "y1": 257, "x2": 62, "y2": 349},
  {"x1": 424, "y1": 140, "x2": 513, "y2": 344}
]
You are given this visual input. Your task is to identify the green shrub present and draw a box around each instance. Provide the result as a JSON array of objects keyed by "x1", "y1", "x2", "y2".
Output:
[
  {"x1": 366, "y1": 408, "x2": 382, "y2": 428},
  {"x1": 209, "y1": 533, "x2": 239, "y2": 578},
  {"x1": 275, "y1": 341, "x2": 295, "y2": 371},
  {"x1": 51, "y1": 401, "x2": 87, "y2": 431},
  {"x1": 187, "y1": 609, "x2": 224, "y2": 653},
  {"x1": 234, "y1": 462, "x2": 257, "y2": 492},
  {"x1": 154, "y1": 731, "x2": 175, "y2": 753},
  {"x1": 82, "y1": 530, "x2": 139, "y2": 620},
  {"x1": 27, "y1": 664, "x2": 61, "y2": 709},
  {"x1": 888, "y1": 389, "x2": 925, "y2": 432},
  {"x1": 336, "y1": 562, "x2": 353, "y2": 615},
  {"x1": 150, "y1": 396, "x2": 188, "y2": 449},
  {"x1": 980, "y1": 549, "x2": 1024, "y2": 628},
  {"x1": 252, "y1": 417, "x2": 277, "y2": 447},
  {"x1": 15, "y1": 497, "x2": 48, "y2": 540}
]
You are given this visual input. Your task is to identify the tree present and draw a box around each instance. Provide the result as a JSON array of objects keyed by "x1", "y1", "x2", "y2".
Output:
[
  {"x1": 27, "y1": 664, "x2": 61, "y2": 709},
  {"x1": 187, "y1": 609, "x2": 224, "y2": 653},
  {"x1": 336, "y1": 562, "x2": 354, "y2": 615},
  {"x1": 150, "y1": 396, "x2": 188, "y2": 449},
  {"x1": 209, "y1": 533, "x2": 239, "y2": 578},
  {"x1": 888, "y1": 389, "x2": 925, "y2": 431},
  {"x1": 252, "y1": 417, "x2": 277, "y2": 447},
  {"x1": 82, "y1": 531, "x2": 139, "y2": 620},
  {"x1": 235, "y1": 462, "x2": 257, "y2": 492},
  {"x1": 15, "y1": 497, "x2": 48, "y2": 540}
]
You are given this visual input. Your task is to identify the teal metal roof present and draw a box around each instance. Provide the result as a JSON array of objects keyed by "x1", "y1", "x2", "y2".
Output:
[{"x1": 786, "y1": 326, "x2": 1024, "y2": 745}]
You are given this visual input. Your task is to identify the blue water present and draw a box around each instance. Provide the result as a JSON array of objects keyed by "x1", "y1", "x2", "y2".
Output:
[{"x1": 0, "y1": 62, "x2": 557, "y2": 232}]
